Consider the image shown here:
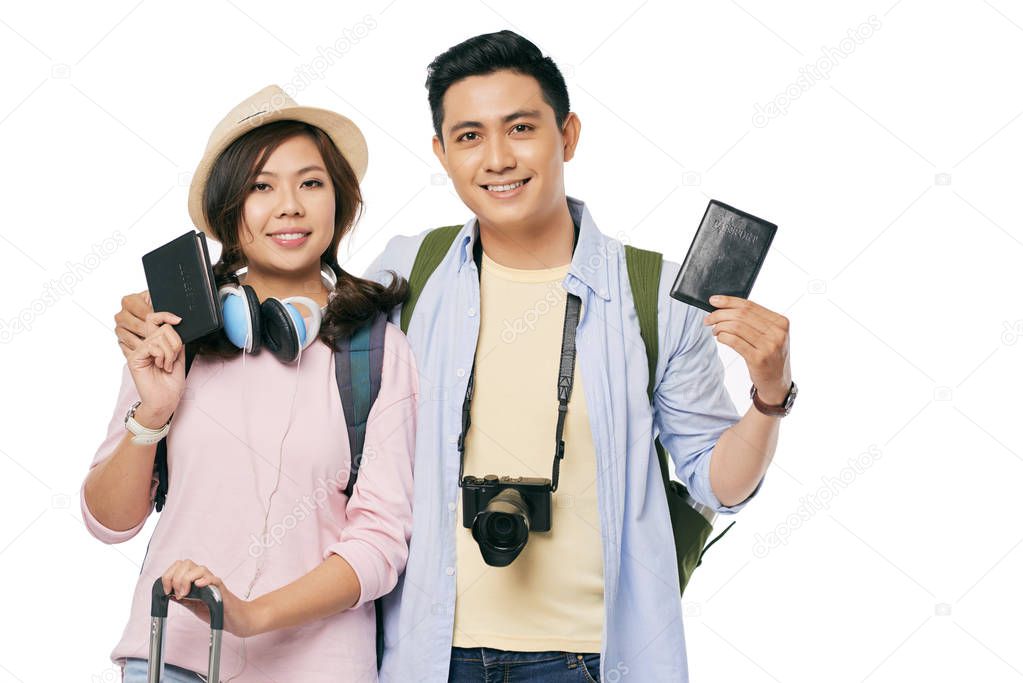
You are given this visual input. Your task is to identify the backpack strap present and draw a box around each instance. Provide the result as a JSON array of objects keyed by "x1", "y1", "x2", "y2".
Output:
[
  {"x1": 400, "y1": 225, "x2": 463, "y2": 334},
  {"x1": 332, "y1": 312, "x2": 389, "y2": 671},
  {"x1": 335, "y1": 312, "x2": 388, "y2": 498},
  {"x1": 624, "y1": 245, "x2": 735, "y2": 577},
  {"x1": 153, "y1": 343, "x2": 198, "y2": 512},
  {"x1": 623, "y1": 245, "x2": 679, "y2": 492}
]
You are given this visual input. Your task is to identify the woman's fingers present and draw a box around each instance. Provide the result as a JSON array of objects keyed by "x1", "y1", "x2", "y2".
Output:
[
  {"x1": 171, "y1": 559, "x2": 198, "y2": 598},
  {"x1": 115, "y1": 293, "x2": 150, "y2": 340},
  {"x1": 161, "y1": 560, "x2": 182, "y2": 597},
  {"x1": 144, "y1": 311, "x2": 182, "y2": 337}
]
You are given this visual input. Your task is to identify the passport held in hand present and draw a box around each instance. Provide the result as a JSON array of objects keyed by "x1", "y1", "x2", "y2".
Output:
[
  {"x1": 670, "y1": 200, "x2": 777, "y2": 312},
  {"x1": 141, "y1": 230, "x2": 222, "y2": 343}
]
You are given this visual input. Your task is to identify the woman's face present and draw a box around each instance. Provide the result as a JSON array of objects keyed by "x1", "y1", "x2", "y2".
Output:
[{"x1": 238, "y1": 134, "x2": 336, "y2": 277}]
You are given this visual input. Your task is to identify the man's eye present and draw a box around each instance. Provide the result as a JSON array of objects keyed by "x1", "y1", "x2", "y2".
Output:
[
  {"x1": 458, "y1": 132, "x2": 479, "y2": 142},
  {"x1": 512, "y1": 124, "x2": 532, "y2": 133}
]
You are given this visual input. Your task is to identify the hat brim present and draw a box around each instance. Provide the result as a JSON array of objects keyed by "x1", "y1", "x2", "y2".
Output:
[{"x1": 187, "y1": 105, "x2": 368, "y2": 236}]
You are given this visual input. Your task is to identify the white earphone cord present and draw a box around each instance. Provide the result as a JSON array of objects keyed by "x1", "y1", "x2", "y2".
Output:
[{"x1": 217, "y1": 344, "x2": 304, "y2": 682}]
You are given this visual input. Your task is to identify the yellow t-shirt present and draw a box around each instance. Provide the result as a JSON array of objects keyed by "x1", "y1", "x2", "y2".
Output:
[{"x1": 452, "y1": 250, "x2": 604, "y2": 653}]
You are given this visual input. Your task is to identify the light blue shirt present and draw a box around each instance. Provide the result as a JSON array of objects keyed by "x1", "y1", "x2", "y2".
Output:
[{"x1": 367, "y1": 197, "x2": 763, "y2": 682}]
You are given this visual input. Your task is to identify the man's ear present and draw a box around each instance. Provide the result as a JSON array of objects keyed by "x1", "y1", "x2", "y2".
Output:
[
  {"x1": 432, "y1": 135, "x2": 449, "y2": 175},
  {"x1": 561, "y1": 112, "x2": 581, "y2": 163}
]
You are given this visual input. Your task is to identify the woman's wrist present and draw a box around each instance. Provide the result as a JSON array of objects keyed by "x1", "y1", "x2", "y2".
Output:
[
  {"x1": 133, "y1": 403, "x2": 172, "y2": 430},
  {"x1": 245, "y1": 595, "x2": 275, "y2": 636}
]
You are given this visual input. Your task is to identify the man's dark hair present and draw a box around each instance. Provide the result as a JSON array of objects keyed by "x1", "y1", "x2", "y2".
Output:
[{"x1": 425, "y1": 30, "x2": 570, "y2": 141}]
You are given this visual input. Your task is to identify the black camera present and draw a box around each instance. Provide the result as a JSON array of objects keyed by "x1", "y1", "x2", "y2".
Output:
[{"x1": 461, "y1": 474, "x2": 553, "y2": 567}]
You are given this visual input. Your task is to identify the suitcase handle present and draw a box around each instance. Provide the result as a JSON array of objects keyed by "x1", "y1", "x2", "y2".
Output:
[
  {"x1": 150, "y1": 578, "x2": 225, "y2": 629},
  {"x1": 148, "y1": 578, "x2": 223, "y2": 682}
]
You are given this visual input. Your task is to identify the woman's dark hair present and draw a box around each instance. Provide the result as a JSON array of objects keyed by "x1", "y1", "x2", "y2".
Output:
[
  {"x1": 425, "y1": 30, "x2": 570, "y2": 142},
  {"x1": 192, "y1": 119, "x2": 407, "y2": 358}
]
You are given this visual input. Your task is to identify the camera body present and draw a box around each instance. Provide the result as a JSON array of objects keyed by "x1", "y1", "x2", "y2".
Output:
[{"x1": 461, "y1": 474, "x2": 552, "y2": 532}]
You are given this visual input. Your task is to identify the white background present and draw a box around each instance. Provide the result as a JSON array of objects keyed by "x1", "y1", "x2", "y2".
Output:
[{"x1": 1, "y1": 1, "x2": 1021, "y2": 681}]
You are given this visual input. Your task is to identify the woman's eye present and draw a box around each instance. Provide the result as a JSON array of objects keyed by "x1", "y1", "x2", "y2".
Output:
[
  {"x1": 302, "y1": 179, "x2": 324, "y2": 188},
  {"x1": 252, "y1": 182, "x2": 270, "y2": 192}
]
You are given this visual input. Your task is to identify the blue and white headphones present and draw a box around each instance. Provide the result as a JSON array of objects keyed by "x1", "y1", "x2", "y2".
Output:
[{"x1": 218, "y1": 264, "x2": 337, "y2": 363}]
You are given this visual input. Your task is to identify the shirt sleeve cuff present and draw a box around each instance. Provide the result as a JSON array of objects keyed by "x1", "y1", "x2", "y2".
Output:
[
  {"x1": 79, "y1": 481, "x2": 151, "y2": 544},
  {"x1": 690, "y1": 445, "x2": 765, "y2": 515},
  {"x1": 323, "y1": 539, "x2": 388, "y2": 610}
]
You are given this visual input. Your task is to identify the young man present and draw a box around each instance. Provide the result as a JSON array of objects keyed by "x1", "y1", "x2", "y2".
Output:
[{"x1": 114, "y1": 31, "x2": 794, "y2": 682}]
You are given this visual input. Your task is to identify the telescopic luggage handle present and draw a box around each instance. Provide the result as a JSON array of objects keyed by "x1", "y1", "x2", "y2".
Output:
[{"x1": 148, "y1": 578, "x2": 224, "y2": 682}]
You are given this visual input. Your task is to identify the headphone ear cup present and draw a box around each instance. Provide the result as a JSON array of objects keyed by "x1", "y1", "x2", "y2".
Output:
[
  {"x1": 260, "y1": 298, "x2": 300, "y2": 363},
  {"x1": 242, "y1": 285, "x2": 263, "y2": 354},
  {"x1": 220, "y1": 284, "x2": 263, "y2": 353}
]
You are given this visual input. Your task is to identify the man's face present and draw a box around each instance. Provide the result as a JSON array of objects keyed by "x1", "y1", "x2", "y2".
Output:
[{"x1": 432, "y1": 70, "x2": 579, "y2": 232}]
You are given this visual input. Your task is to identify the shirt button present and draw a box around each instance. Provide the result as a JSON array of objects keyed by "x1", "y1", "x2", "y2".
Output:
[
  {"x1": 448, "y1": 435, "x2": 458, "y2": 444},
  {"x1": 445, "y1": 566, "x2": 455, "y2": 576},
  {"x1": 467, "y1": 307, "x2": 476, "y2": 317},
  {"x1": 448, "y1": 501, "x2": 457, "y2": 512},
  {"x1": 456, "y1": 368, "x2": 466, "y2": 378}
]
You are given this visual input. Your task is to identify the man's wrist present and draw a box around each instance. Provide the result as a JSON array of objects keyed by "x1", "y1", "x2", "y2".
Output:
[{"x1": 757, "y1": 385, "x2": 790, "y2": 405}]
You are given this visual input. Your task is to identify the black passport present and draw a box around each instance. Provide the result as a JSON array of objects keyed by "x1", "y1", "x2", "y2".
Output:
[
  {"x1": 141, "y1": 230, "x2": 222, "y2": 343},
  {"x1": 670, "y1": 200, "x2": 777, "y2": 312}
]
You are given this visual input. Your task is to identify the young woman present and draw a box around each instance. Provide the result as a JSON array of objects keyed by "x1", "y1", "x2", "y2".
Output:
[{"x1": 81, "y1": 86, "x2": 418, "y2": 682}]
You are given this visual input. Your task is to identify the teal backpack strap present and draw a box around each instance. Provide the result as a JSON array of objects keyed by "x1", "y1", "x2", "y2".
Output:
[
  {"x1": 400, "y1": 225, "x2": 463, "y2": 334},
  {"x1": 624, "y1": 245, "x2": 734, "y2": 596},
  {"x1": 335, "y1": 312, "x2": 387, "y2": 498},
  {"x1": 333, "y1": 311, "x2": 388, "y2": 670}
]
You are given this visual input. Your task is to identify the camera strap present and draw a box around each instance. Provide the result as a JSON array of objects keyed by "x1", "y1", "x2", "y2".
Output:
[{"x1": 457, "y1": 231, "x2": 582, "y2": 492}]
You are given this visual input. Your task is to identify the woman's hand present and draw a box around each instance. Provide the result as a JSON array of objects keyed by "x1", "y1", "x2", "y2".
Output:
[
  {"x1": 161, "y1": 559, "x2": 265, "y2": 638},
  {"x1": 114, "y1": 290, "x2": 155, "y2": 359},
  {"x1": 126, "y1": 311, "x2": 186, "y2": 425}
]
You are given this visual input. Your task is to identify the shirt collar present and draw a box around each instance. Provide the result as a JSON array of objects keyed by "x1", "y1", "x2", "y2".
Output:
[{"x1": 454, "y1": 196, "x2": 613, "y2": 301}]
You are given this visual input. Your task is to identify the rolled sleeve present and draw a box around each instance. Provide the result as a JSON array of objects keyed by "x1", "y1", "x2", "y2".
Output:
[
  {"x1": 690, "y1": 442, "x2": 765, "y2": 514},
  {"x1": 654, "y1": 298, "x2": 763, "y2": 513},
  {"x1": 323, "y1": 324, "x2": 418, "y2": 608},
  {"x1": 79, "y1": 477, "x2": 153, "y2": 543}
]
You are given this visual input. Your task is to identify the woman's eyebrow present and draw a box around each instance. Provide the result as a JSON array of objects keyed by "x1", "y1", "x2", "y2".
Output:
[{"x1": 257, "y1": 165, "x2": 326, "y2": 177}]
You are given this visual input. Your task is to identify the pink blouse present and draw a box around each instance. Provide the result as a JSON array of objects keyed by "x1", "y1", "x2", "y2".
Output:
[{"x1": 80, "y1": 323, "x2": 418, "y2": 681}]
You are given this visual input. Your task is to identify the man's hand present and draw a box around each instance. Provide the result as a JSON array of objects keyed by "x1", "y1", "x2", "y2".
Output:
[
  {"x1": 114, "y1": 290, "x2": 155, "y2": 359},
  {"x1": 703, "y1": 294, "x2": 791, "y2": 405}
]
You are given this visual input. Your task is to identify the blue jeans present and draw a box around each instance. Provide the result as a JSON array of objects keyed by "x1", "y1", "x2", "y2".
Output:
[
  {"x1": 122, "y1": 657, "x2": 205, "y2": 682},
  {"x1": 448, "y1": 647, "x2": 600, "y2": 682}
]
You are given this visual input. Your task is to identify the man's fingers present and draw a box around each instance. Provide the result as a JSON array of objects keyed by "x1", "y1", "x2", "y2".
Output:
[
  {"x1": 709, "y1": 295, "x2": 789, "y2": 329},
  {"x1": 710, "y1": 320, "x2": 764, "y2": 348},
  {"x1": 714, "y1": 330, "x2": 757, "y2": 359}
]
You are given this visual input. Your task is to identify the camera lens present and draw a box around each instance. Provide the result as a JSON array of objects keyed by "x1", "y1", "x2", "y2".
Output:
[{"x1": 471, "y1": 488, "x2": 531, "y2": 567}]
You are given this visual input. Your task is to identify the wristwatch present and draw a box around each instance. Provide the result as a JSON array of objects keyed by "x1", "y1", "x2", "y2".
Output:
[
  {"x1": 750, "y1": 381, "x2": 797, "y2": 417},
  {"x1": 124, "y1": 400, "x2": 171, "y2": 445}
]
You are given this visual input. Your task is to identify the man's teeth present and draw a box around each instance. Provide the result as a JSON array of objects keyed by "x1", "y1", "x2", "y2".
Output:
[
  {"x1": 271, "y1": 232, "x2": 308, "y2": 240},
  {"x1": 485, "y1": 180, "x2": 525, "y2": 192}
]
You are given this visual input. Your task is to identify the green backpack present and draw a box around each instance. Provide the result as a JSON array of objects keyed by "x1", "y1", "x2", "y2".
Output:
[{"x1": 400, "y1": 227, "x2": 734, "y2": 596}]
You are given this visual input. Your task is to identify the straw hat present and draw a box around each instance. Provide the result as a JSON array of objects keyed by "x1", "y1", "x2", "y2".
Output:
[{"x1": 187, "y1": 84, "x2": 368, "y2": 235}]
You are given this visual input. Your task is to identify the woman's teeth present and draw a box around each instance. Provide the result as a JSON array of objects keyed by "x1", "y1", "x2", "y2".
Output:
[
  {"x1": 271, "y1": 232, "x2": 308, "y2": 240},
  {"x1": 485, "y1": 180, "x2": 526, "y2": 192}
]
